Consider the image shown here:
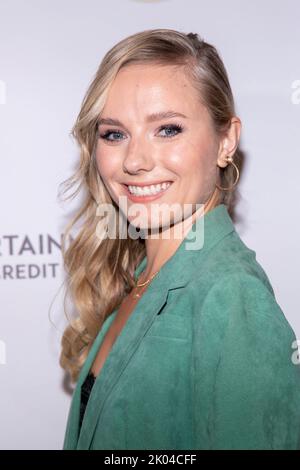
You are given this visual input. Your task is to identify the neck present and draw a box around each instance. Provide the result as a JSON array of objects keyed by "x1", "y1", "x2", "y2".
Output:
[{"x1": 138, "y1": 188, "x2": 220, "y2": 283}]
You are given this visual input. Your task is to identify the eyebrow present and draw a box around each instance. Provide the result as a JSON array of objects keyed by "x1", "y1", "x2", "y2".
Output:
[{"x1": 97, "y1": 110, "x2": 188, "y2": 127}]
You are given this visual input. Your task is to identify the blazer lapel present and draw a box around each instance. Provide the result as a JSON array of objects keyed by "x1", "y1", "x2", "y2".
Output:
[
  {"x1": 74, "y1": 204, "x2": 235, "y2": 449},
  {"x1": 63, "y1": 307, "x2": 118, "y2": 449},
  {"x1": 76, "y1": 276, "x2": 186, "y2": 449},
  {"x1": 64, "y1": 259, "x2": 148, "y2": 449}
]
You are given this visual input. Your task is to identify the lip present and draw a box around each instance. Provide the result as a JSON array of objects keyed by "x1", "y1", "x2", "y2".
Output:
[
  {"x1": 121, "y1": 181, "x2": 173, "y2": 203},
  {"x1": 122, "y1": 180, "x2": 173, "y2": 187}
]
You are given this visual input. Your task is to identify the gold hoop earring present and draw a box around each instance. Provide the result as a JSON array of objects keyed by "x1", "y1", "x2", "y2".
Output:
[{"x1": 215, "y1": 155, "x2": 240, "y2": 191}]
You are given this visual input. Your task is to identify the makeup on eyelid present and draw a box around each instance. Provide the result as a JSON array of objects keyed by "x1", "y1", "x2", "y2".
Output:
[{"x1": 98, "y1": 123, "x2": 184, "y2": 142}]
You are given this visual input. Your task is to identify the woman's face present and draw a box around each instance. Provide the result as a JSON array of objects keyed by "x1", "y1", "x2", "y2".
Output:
[{"x1": 95, "y1": 63, "x2": 221, "y2": 231}]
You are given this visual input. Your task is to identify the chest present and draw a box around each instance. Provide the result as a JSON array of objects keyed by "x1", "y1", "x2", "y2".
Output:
[
  {"x1": 73, "y1": 286, "x2": 200, "y2": 450},
  {"x1": 90, "y1": 287, "x2": 148, "y2": 377},
  {"x1": 88, "y1": 291, "x2": 195, "y2": 449}
]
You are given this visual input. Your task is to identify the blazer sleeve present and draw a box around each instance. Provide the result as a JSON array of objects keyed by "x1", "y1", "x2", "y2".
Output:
[{"x1": 193, "y1": 272, "x2": 300, "y2": 450}]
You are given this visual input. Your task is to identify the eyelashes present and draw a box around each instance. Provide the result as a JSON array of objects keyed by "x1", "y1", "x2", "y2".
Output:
[
  {"x1": 98, "y1": 123, "x2": 184, "y2": 142},
  {"x1": 158, "y1": 123, "x2": 184, "y2": 139}
]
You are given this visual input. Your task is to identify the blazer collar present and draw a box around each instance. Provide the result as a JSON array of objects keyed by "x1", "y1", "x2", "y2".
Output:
[
  {"x1": 134, "y1": 203, "x2": 236, "y2": 291},
  {"x1": 72, "y1": 203, "x2": 236, "y2": 449}
]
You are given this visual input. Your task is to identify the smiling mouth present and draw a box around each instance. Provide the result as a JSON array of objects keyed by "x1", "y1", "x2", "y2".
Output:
[{"x1": 123, "y1": 181, "x2": 173, "y2": 197}]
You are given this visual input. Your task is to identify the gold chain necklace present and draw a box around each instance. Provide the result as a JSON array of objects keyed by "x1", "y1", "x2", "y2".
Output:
[{"x1": 132, "y1": 269, "x2": 159, "y2": 299}]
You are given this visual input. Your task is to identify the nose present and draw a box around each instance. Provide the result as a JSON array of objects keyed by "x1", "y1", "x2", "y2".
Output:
[{"x1": 122, "y1": 135, "x2": 155, "y2": 175}]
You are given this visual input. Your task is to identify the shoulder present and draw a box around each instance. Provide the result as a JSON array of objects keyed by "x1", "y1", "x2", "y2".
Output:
[
  {"x1": 186, "y1": 230, "x2": 295, "y2": 342},
  {"x1": 185, "y1": 224, "x2": 300, "y2": 449},
  {"x1": 188, "y1": 263, "x2": 300, "y2": 409},
  {"x1": 195, "y1": 228, "x2": 276, "y2": 293}
]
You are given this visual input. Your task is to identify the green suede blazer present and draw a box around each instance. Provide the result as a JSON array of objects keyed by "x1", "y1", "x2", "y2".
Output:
[{"x1": 63, "y1": 204, "x2": 300, "y2": 450}]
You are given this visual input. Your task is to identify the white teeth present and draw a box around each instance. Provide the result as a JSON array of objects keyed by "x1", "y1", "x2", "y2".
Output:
[{"x1": 128, "y1": 182, "x2": 171, "y2": 196}]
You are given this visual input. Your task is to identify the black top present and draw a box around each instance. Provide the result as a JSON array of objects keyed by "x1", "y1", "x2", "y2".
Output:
[{"x1": 79, "y1": 372, "x2": 96, "y2": 430}]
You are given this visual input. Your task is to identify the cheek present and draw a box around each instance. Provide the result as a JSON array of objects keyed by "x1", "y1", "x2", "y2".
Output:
[
  {"x1": 95, "y1": 152, "x2": 106, "y2": 179},
  {"x1": 167, "y1": 137, "x2": 217, "y2": 201},
  {"x1": 95, "y1": 148, "x2": 121, "y2": 204},
  {"x1": 165, "y1": 139, "x2": 212, "y2": 176},
  {"x1": 95, "y1": 146, "x2": 119, "y2": 181}
]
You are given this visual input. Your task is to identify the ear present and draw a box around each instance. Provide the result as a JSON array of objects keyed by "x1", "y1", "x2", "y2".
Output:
[{"x1": 217, "y1": 117, "x2": 242, "y2": 168}]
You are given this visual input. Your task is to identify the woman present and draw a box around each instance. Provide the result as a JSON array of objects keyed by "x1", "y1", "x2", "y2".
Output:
[{"x1": 59, "y1": 28, "x2": 300, "y2": 450}]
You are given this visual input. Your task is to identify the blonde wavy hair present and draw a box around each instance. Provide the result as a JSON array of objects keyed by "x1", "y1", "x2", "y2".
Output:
[{"x1": 58, "y1": 28, "x2": 242, "y2": 383}]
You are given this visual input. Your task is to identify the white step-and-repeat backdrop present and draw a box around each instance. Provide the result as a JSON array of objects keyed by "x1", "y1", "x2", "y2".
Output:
[{"x1": 0, "y1": 0, "x2": 299, "y2": 450}]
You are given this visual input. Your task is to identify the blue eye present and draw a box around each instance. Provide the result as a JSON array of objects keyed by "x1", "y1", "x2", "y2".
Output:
[
  {"x1": 99, "y1": 130, "x2": 125, "y2": 142},
  {"x1": 158, "y1": 124, "x2": 183, "y2": 138},
  {"x1": 98, "y1": 123, "x2": 184, "y2": 143}
]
